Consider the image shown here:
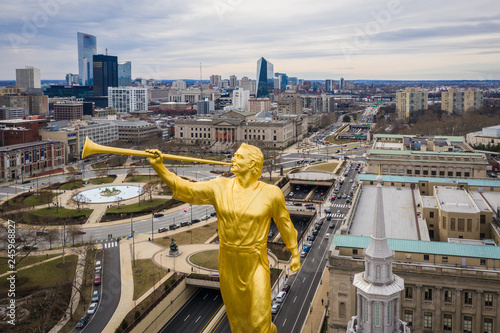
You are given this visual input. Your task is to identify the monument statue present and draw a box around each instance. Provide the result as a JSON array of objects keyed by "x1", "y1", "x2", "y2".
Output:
[
  {"x1": 147, "y1": 143, "x2": 301, "y2": 333},
  {"x1": 169, "y1": 238, "x2": 178, "y2": 253}
]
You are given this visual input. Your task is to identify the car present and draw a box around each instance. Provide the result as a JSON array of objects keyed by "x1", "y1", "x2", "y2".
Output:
[
  {"x1": 304, "y1": 203, "x2": 314, "y2": 207},
  {"x1": 95, "y1": 260, "x2": 101, "y2": 272},
  {"x1": 154, "y1": 213, "x2": 164, "y2": 218},
  {"x1": 286, "y1": 201, "x2": 293, "y2": 206},
  {"x1": 271, "y1": 303, "x2": 281, "y2": 314},
  {"x1": 73, "y1": 229, "x2": 86, "y2": 234},
  {"x1": 87, "y1": 302, "x2": 98, "y2": 315},
  {"x1": 303, "y1": 245, "x2": 311, "y2": 252},
  {"x1": 331, "y1": 196, "x2": 336, "y2": 201},
  {"x1": 304, "y1": 241, "x2": 313, "y2": 247},
  {"x1": 76, "y1": 314, "x2": 89, "y2": 329},
  {"x1": 346, "y1": 199, "x2": 351, "y2": 204},
  {"x1": 326, "y1": 215, "x2": 332, "y2": 221},
  {"x1": 36, "y1": 230, "x2": 48, "y2": 236},
  {"x1": 314, "y1": 224, "x2": 320, "y2": 231},
  {"x1": 210, "y1": 211, "x2": 217, "y2": 217},
  {"x1": 342, "y1": 194, "x2": 347, "y2": 199},
  {"x1": 329, "y1": 222, "x2": 335, "y2": 229},
  {"x1": 190, "y1": 219, "x2": 201, "y2": 224},
  {"x1": 317, "y1": 219, "x2": 324, "y2": 226},
  {"x1": 91, "y1": 290, "x2": 100, "y2": 302},
  {"x1": 300, "y1": 251, "x2": 308, "y2": 258},
  {"x1": 282, "y1": 284, "x2": 291, "y2": 293},
  {"x1": 307, "y1": 235, "x2": 316, "y2": 241},
  {"x1": 325, "y1": 233, "x2": 330, "y2": 239},
  {"x1": 169, "y1": 224, "x2": 179, "y2": 230},
  {"x1": 324, "y1": 208, "x2": 331, "y2": 214},
  {"x1": 293, "y1": 202, "x2": 303, "y2": 206},
  {"x1": 312, "y1": 230, "x2": 319, "y2": 236},
  {"x1": 289, "y1": 191, "x2": 294, "y2": 196},
  {"x1": 22, "y1": 245, "x2": 39, "y2": 250},
  {"x1": 201, "y1": 215, "x2": 210, "y2": 221},
  {"x1": 158, "y1": 227, "x2": 167, "y2": 233},
  {"x1": 94, "y1": 275, "x2": 101, "y2": 285},
  {"x1": 306, "y1": 206, "x2": 315, "y2": 210},
  {"x1": 181, "y1": 221, "x2": 192, "y2": 227}
]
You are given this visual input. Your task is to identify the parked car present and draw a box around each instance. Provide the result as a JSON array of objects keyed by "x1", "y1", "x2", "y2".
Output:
[
  {"x1": 282, "y1": 284, "x2": 291, "y2": 293},
  {"x1": 293, "y1": 202, "x2": 303, "y2": 206},
  {"x1": 94, "y1": 274, "x2": 101, "y2": 285},
  {"x1": 201, "y1": 215, "x2": 210, "y2": 221},
  {"x1": 326, "y1": 215, "x2": 332, "y2": 221},
  {"x1": 75, "y1": 314, "x2": 89, "y2": 329},
  {"x1": 169, "y1": 224, "x2": 179, "y2": 230},
  {"x1": 190, "y1": 219, "x2": 201, "y2": 224},
  {"x1": 158, "y1": 227, "x2": 167, "y2": 233},
  {"x1": 312, "y1": 230, "x2": 319, "y2": 236},
  {"x1": 303, "y1": 245, "x2": 311, "y2": 252},
  {"x1": 154, "y1": 213, "x2": 164, "y2": 218},
  {"x1": 73, "y1": 229, "x2": 86, "y2": 234},
  {"x1": 36, "y1": 230, "x2": 48, "y2": 236},
  {"x1": 300, "y1": 251, "x2": 308, "y2": 258},
  {"x1": 22, "y1": 245, "x2": 39, "y2": 250},
  {"x1": 87, "y1": 302, "x2": 98, "y2": 315},
  {"x1": 307, "y1": 235, "x2": 316, "y2": 241},
  {"x1": 304, "y1": 203, "x2": 314, "y2": 207},
  {"x1": 181, "y1": 221, "x2": 192, "y2": 227},
  {"x1": 306, "y1": 206, "x2": 315, "y2": 210},
  {"x1": 91, "y1": 290, "x2": 100, "y2": 302},
  {"x1": 271, "y1": 303, "x2": 281, "y2": 314},
  {"x1": 210, "y1": 211, "x2": 217, "y2": 217}
]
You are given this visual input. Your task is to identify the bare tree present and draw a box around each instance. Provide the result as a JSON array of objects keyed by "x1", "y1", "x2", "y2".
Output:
[
  {"x1": 45, "y1": 229, "x2": 60, "y2": 250},
  {"x1": 126, "y1": 166, "x2": 138, "y2": 181},
  {"x1": 262, "y1": 148, "x2": 282, "y2": 181},
  {"x1": 142, "y1": 181, "x2": 158, "y2": 202},
  {"x1": 66, "y1": 171, "x2": 81, "y2": 189},
  {"x1": 72, "y1": 192, "x2": 89, "y2": 212},
  {"x1": 95, "y1": 169, "x2": 108, "y2": 182}
]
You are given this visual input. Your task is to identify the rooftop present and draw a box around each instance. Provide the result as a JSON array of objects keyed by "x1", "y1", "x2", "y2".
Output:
[
  {"x1": 358, "y1": 174, "x2": 500, "y2": 188},
  {"x1": 332, "y1": 234, "x2": 500, "y2": 260},
  {"x1": 434, "y1": 186, "x2": 479, "y2": 214},
  {"x1": 349, "y1": 186, "x2": 422, "y2": 240}
]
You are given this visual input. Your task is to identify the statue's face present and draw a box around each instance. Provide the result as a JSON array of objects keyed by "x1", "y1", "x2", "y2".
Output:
[{"x1": 230, "y1": 147, "x2": 254, "y2": 175}]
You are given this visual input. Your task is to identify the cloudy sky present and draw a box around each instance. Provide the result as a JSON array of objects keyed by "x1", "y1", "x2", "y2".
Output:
[{"x1": 1, "y1": 0, "x2": 499, "y2": 81}]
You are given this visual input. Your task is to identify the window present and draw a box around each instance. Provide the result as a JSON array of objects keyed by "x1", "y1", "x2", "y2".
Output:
[
  {"x1": 431, "y1": 170, "x2": 436, "y2": 175},
  {"x1": 353, "y1": 249, "x2": 358, "y2": 255},
  {"x1": 448, "y1": 171, "x2": 453, "y2": 177},
  {"x1": 423, "y1": 170, "x2": 428, "y2": 175},
  {"x1": 485, "y1": 293, "x2": 493, "y2": 307},
  {"x1": 467, "y1": 219, "x2": 472, "y2": 232},
  {"x1": 424, "y1": 288, "x2": 433, "y2": 301},
  {"x1": 405, "y1": 287, "x2": 413, "y2": 299},
  {"x1": 463, "y1": 316, "x2": 472, "y2": 333},
  {"x1": 444, "y1": 289, "x2": 452, "y2": 303},
  {"x1": 415, "y1": 170, "x2": 421, "y2": 175},
  {"x1": 424, "y1": 254, "x2": 430, "y2": 261},
  {"x1": 464, "y1": 291, "x2": 473, "y2": 305},
  {"x1": 339, "y1": 302, "x2": 346, "y2": 318},
  {"x1": 440, "y1": 171, "x2": 445, "y2": 176},
  {"x1": 443, "y1": 314, "x2": 452, "y2": 331},
  {"x1": 375, "y1": 303, "x2": 380, "y2": 327},
  {"x1": 480, "y1": 215, "x2": 486, "y2": 224},
  {"x1": 450, "y1": 218, "x2": 456, "y2": 231},
  {"x1": 456, "y1": 172, "x2": 462, "y2": 177},
  {"x1": 464, "y1": 172, "x2": 470, "y2": 177},
  {"x1": 430, "y1": 212, "x2": 434, "y2": 218},
  {"x1": 424, "y1": 312, "x2": 432, "y2": 329},
  {"x1": 404, "y1": 310, "x2": 413, "y2": 327},
  {"x1": 442, "y1": 216, "x2": 447, "y2": 229},
  {"x1": 407, "y1": 170, "x2": 412, "y2": 175},
  {"x1": 484, "y1": 318, "x2": 493, "y2": 333},
  {"x1": 481, "y1": 259, "x2": 486, "y2": 266},
  {"x1": 458, "y1": 218, "x2": 465, "y2": 232}
]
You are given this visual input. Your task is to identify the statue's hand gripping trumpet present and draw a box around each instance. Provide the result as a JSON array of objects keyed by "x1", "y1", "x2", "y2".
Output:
[{"x1": 82, "y1": 138, "x2": 301, "y2": 333}]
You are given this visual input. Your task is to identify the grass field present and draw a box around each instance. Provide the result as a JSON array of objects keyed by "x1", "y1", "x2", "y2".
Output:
[
  {"x1": 59, "y1": 181, "x2": 85, "y2": 190},
  {"x1": 305, "y1": 162, "x2": 339, "y2": 173},
  {"x1": 106, "y1": 199, "x2": 168, "y2": 214},
  {"x1": 153, "y1": 222, "x2": 218, "y2": 247},
  {"x1": 89, "y1": 176, "x2": 116, "y2": 185},
  {"x1": 132, "y1": 259, "x2": 169, "y2": 300},
  {"x1": 124, "y1": 175, "x2": 161, "y2": 183},
  {"x1": 189, "y1": 250, "x2": 218, "y2": 270},
  {"x1": 16, "y1": 255, "x2": 78, "y2": 290},
  {"x1": 0, "y1": 253, "x2": 60, "y2": 273}
]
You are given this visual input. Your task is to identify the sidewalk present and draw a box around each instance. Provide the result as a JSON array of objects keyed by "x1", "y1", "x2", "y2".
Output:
[{"x1": 300, "y1": 269, "x2": 330, "y2": 333}]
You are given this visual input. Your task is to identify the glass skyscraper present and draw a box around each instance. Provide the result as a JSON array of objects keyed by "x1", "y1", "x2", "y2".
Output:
[
  {"x1": 92, "y1": 54, "x2": 118, "y2": 97},
  {"x1": 77, "y1": 32, "x2": 97, "y2": 86},
  {"x1": 256, "y1": 57, "x2": 274, "y2": 98},
  {"x1": 118, "y1": 61, "x2": 132, "y2": 86}
]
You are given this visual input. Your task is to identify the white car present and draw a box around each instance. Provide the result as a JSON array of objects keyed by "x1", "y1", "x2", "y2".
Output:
[
  {"x1": 201, "y1": 215, "x2": 210, "y2": 221},
  {"x1": 271, "y1": 303, "x2": 281, "y2": 314},
  {"x1": 87, "y1": 302, "x2": 98, "y2": 315}
]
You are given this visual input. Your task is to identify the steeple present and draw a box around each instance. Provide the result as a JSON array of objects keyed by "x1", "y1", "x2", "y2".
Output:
[{"x1": 348, "y1": 175, "x2": 408, "y2": 333}]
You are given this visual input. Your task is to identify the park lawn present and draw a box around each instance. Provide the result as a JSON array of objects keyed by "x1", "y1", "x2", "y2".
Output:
[
  {"x1": 89, "y1": 176, "x2": 116, "y2": 185},
  {"x1": 0, "y1": 253, "x2": 61, "y2": 273},
  {"x1": 189, "y1": 250, "x2": 219, "y2": 270},
  {"x1": 29, "y1": 207, "x2": 93, "y2": 219},
  {"x1": 92, "y1": 155, "x2": 127, "y2": 169},
  {"x1": 306, "y1": 162, "x2": 339, "y2": 173},
  {"x1": 59, "y1": 181, "x2": 85, "y2": 190},
  {"x1": 124, "y1": 175, "x2": 161, "y2": 183},
  {"x1": 259, "y1": 177, "x2": 281, "y2": 185},
  {"x1": 154, "y1": 222, "x2": 218, "y2": 248},
  {"x1": 23, "y1": 191, "x2": 57, "y2": 207},
  {"x1": 106, "y1": 199, "x2": 168, "y2": 214},
  {"x1": 132, "y1": 259, "x2": 169, "y2": 300},
  {"x1": 16, "y1": 255, "x2": 78, "y2": 291}
]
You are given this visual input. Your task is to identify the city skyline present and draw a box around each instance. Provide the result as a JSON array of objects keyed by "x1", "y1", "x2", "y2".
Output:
[{"x1": 1, "y1": 0, "x2": 499, "y2": 81}]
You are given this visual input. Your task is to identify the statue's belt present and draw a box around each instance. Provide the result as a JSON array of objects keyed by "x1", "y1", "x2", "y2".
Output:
[{"x1": 219, "y1": 241, "x2": 266, "y2": 253}]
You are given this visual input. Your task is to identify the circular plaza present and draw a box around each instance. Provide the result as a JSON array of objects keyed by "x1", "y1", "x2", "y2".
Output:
[{"x1": 73, "y1": 185, "x2": 144, "y2": 203}]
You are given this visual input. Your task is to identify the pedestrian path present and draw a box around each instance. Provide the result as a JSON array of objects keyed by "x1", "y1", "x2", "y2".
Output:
[
  {"x1": 102, "y1": 240, "x2": 119, "y2": 249},
  {"x1": 330, "y1": 203, "x2": 349, "y2": 208}
]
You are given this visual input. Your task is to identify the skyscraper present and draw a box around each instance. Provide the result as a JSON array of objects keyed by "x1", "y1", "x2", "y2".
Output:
[
  {"x1": 256, "y1": 57, "x2": 274, "y2": 98},
  {"x1": 16, "y1": 66, "x2": 41, "y2": 89},
  {"x1": 93, "y1": 55, "x2": 118, "y2": 97},
  {"x1": 325, "y1": 79, "x2": 335, "y2": 92},
  {"x1": 77, "y1": 32, "x2": 97, "y2": 86},
  {"x1": 118, "y1": 61, "x2": 132, "y2": 86}
]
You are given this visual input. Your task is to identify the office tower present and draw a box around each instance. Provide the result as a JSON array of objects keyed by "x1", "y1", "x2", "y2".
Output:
[
  {"x1": 210, "y1": 75, "x2": 222, "y2": 87},
  {"x1": 108, "y1": 87, "x2": 148, "y2": 113},
  {"x1": 248, "y1": 97, "x2": 271, "y2": 113},
  {"x1": 325, "y1": 79, "x2": 335, "y2": 92},
  {"x1": 396, "y1": 88, "x2": 428, "y2": 120},
  {"x1": 77, "y1": 32, "x2": 97, "y2": 86},
  {"x1": 92, "y1": 54, "x2": 118, "y2": 97},
  {"x1": 16, "y1": 66, "x2": 41, "y2": 89},
  {"x1": 232, "y1": 88, "x2": 250, "y2": 110},
  {"x1": 339, "y1": 77, "x2": 345, "y2": 89},
  {"x1": 65, "y1": 73, "x2": 79, "y2": 86},
  {"x1": 239, "y1": 77, "x2": 256, "y2": 95},
  {"x1": 172, "y1": 80, "x2": 187, "y2": 90},
  {"x1": 118, "y1": 61, "x2": 132, "y2": 86},
  {"x1": 53, "y1": 103, "x2": 83, "y2": 121},
  {"x1": 274, "y1": 73, "x2": 288, "y2": 92},
  {"x1": 220, "y1": 79, "x2": 229, "y2": 89},
  {"x1": 230, "y1": 75, "x2": 238, "y2": 88},
  {"x1": 256, "y1": 57, "x2": 274, "y2": 98}
]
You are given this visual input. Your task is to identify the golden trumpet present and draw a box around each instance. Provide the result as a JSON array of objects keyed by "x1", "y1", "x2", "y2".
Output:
[{"x1": 81, "y1": 137, "x2": 232, "y2": 166}]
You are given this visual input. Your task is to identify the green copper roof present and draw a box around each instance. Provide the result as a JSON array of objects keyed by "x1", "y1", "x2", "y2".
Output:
[
  {"x1": 332, "y1": 234, "x2": 500, "y2": 260},
  {"x1": 358, "y1": 174, "x2": 500, "y2": 188},
  {"x1": 369, "y1": 149, "x2": 483, "y2": 157},
  {"x1": 374, "y1": 134, "x2": 464, "y2": 142}
]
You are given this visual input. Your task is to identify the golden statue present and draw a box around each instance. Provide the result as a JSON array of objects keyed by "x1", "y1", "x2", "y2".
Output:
[{"x1": 147, "y1": 143, "x2": 301, "y2": 333}]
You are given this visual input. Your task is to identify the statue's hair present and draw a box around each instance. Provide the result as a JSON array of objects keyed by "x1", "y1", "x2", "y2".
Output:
[{"x1": 239, "y1": 143, "x2": 263, "y2": 178}]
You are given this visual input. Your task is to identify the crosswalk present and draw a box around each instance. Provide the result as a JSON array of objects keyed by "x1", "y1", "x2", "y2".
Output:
[
  {"x1": 330, "y1": 203, "x2": 349, "y2": 208},
  {"x1": 102, "y1": 241, "x2": 118, "y2": 249},
  {"x1": 329, "y1": 213, "x2": 344, "y2": 218}
]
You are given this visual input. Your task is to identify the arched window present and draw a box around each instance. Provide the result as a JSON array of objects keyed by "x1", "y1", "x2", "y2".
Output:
[
  {"x1": 376, "y1": 265, "x2": 381, "y2": 279},
  {"x1": 339, "y1": 302, "x2": 346, "y2": 318}
]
